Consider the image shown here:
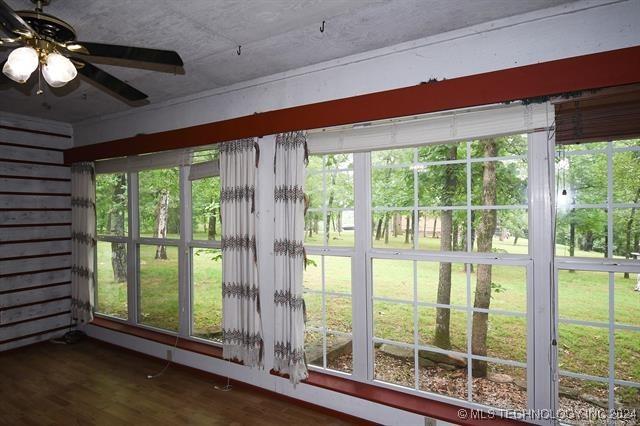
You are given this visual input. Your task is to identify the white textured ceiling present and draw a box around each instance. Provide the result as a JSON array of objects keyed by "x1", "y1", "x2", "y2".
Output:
[{"x1": 1, "y1": 0, "x2": 574, "y2": 123}]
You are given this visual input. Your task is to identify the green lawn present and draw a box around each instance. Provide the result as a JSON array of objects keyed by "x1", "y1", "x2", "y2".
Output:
[{"x1": 95, "y1": 237, "x2": 640, "y2": 393}]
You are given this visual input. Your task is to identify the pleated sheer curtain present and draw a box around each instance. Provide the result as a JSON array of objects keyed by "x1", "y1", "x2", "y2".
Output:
[
  {"x1": 70, "y1": 162, "x2": 96, "y2": 324},
  {"x1": 220, "y1": 138, "x2": 264, "y2": 367},
  {"x1": 273, "y1": 131, "x2": 309, "y2": 384}
]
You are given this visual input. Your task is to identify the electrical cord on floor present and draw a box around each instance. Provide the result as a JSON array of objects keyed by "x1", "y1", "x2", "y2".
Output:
[
  {"x1": 214, "y1": 376, "x2": 232, "y2": 391},
  {"x1": 146, "y1": 334, "x2": 180, "y2": 380}
]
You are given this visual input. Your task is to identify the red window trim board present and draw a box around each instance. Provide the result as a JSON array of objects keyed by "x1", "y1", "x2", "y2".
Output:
[
  {"x1": 91, "y1": 317, "x2": 525, "y2": 425},
  {"x1": 65, "y1": 45, "x2": 640, "y2": 164}
]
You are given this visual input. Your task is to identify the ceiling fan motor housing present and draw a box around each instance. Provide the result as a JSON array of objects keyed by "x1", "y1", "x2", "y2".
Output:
[{"x1": 17, "y1": 10, "x2": 75, "y2": 43}]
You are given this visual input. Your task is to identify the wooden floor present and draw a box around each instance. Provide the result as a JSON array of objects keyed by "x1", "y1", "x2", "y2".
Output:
[{"x1": 0, "y1": 339, "x2": 358, "y2": 425}]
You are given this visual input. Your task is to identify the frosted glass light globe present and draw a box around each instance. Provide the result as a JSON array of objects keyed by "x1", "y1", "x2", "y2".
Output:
[
  {"x1": 43, "y1": 53, "x2": 77, "y2": 88},
  {"x1": 2, "y1": 47, "x2": 39, "y2": 83}
]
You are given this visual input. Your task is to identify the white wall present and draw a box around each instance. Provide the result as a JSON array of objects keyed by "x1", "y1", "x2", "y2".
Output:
[{"x1": 73, "y1": 0, "x2": 640, "y2": 147}]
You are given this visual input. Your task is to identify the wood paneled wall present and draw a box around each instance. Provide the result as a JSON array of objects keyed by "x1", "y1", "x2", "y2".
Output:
[{"x1": 0, "y1": 116, "x2": 74, "y2": 351}]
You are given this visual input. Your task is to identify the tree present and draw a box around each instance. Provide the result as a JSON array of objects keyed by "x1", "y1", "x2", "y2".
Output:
[
  {"x1": 434, "y1": 144, "x2": 459, "y2": 350},
  {"x1": 472, "y1": 139, "x2": 498, "y2": 378},
  {"x1": 110, "y1": 174, "x2": 127, "y2": 282}
]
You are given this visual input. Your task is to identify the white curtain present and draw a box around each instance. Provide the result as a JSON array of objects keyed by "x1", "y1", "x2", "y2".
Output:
[
  {"x1": 70, "y1": 162, "x2": 96, "y2": 324},
  {"x1": 220, "y1": 138, "x2": 263, "y2": 367},
  {"x1": 273, "y1": 132, "x2": 309, "y2": 384}
]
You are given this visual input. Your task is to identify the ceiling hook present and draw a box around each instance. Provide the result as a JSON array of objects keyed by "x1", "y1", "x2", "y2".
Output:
[
  {"x1": 320, "y1": 20, "x2": 325, "y2": 33},
  {"x1": 237, "y1": 45, "x2": 241, "y2": 56}
]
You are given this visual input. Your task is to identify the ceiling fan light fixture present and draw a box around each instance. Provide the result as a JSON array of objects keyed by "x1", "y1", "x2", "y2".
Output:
[
  {"x1": 42, "y1": 52, "x2": 77, "y2": 87},
  {"x1": 2, "y1": 46, "x2": 39, "y2": 83}
]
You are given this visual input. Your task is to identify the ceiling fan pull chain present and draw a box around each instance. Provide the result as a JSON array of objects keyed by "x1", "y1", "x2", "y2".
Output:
[{"x1": 36, "y1": 61, "x2": 43, "y2": 95}]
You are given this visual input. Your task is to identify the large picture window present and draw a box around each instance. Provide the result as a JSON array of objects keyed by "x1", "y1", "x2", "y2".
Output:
[{"x1": 555, "y1": 139, "x2": 640, "y2": 419}]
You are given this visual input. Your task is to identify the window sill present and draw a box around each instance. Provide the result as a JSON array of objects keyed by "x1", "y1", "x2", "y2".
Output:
[{"x1": 91, "y1": 317, "x2": 524, "y2": 425}]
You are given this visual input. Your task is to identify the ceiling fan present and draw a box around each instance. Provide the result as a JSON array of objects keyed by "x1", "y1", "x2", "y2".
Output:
[{"x1": 0, "y1": 0, "x2": 184, "y2": 102}]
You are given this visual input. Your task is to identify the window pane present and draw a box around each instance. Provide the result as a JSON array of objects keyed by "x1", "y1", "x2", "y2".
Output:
[
  {"x1": 371, "y1": 169, "x2": 414, "y2": 208},
  {"x1": 418, "y1": 306, "x2": 467, "y2": 353},
  {"x1": 417, "y1": 261, "x2": 467, "y2": 306},
  {"x1": 561, "y1": 152, "x2": 608, "y2": 205},
  {"x1": 418, "y1": 164, "x2": 466, "y2": 207},
  {"x1": 558, "y1": 270, "x2": 608, "y2": 323},
  {"x1": 96, "y1": 241, "x2": 127, "y2": 319},
  {"x1": 615, "y1": 329, "x2": 640, "y2": 384},
  {"x1": 474, "y1": 314, "x2": 527, "y2": 363},
  {"x1": 324, "y1": 256, "x2": 351, "y2": 294},
  {"x1": 191, "y1": 176, "x2": 220, "y2": 241},
  {"x1": 304, "y1": 210, "x2": 324, "y2": 246},
  {"x1": 418, "y1": 142, "x2": 466, "y2": 162},
  {"x1": 558, "y1": 376, "x2": 608, "y2": 422},
  {"x1": 416, "y1": 210, "x2": 467, "y2": 251},
  {"x1": 305, "y1": 172, "x2": 323, "y2": 209},
  {"x1": 471, "y1": 160, "x2": 527, "y2": 206},
  {"x1": 326, "y1": 171, "x2": 354, "y2": 208},
  {"x1": 471, "y1": 209, "x2": 530, "y2": 254},
  {"x1": 95, "y1": 173, "x2": 127, "y2": 237},
  {"x1": 472, "y1": 362, "x2": 527, "y2": 411},
  {"x1": 190, "y1": 148, "x2": 218, "y2": 164},
  {"x1": 471, "y1": 135, "x2": 527, "y2": 158},
  {"x1": 558, "y1": 323, "x2": 609, "y2": 377},
  {"x1": 304, "y1": 293, "x2": 323, "y2": 330},
  {"x1": 419, "y1": 355, "x2": 468, "y2": 401},
  {"x1": 470, "y1": 265, "x2": 526, "y2": 313},
  {"x1": 555, "y1": 208, "x2": 608, "y2": 258},
  {"x1": 374, "y1": 343, "x2": 415, "y2": 388},
  {"x1": 373, "y1": 258, "x2": 413, "y2": 300},
  {"x1": 327, "y1": 332, "x2": 352, "y2": 374},
  {"x1": 371, "y1": 148, "x2": 413, "y2": 167},
  {"x1": 139, "y1": 244, "x2": 179, "y2": 331},
  {"x1": 371, "y1": 210, "x2": 414, "y2": 249},
  {"x1": 302, "y1": 255, "x2": 322, "y2": 292},
  {"x1": 139, "y1": 168, "x2": 180, "y2": 239},
  {"x1": 615, "y1": 385, "x2": 640, "y2": 417},
  {"x1": 613, "y1": 149, "x2": 640, "y2": 203},
  {"x1": 191, "y1": 248, "x2": 222, "y2": 342},
  {"x1": 326, "y1": 209, "x2": 354, "y2": 247},
  {"x1": 326, "y1": 295, "x2": 352, "y2": 334},
  {"x1": 614, "y1": 272, "x2": 640, "y2": 327},
  {"x1": 305, "y1": 330, "x2": 323, "y2": 368},
  {"x1": 613, "y1": 208, "x2": 640, "y2": 260},
  {"x1": 373, "y1": 301, "x2": 414, "y2": 344}
]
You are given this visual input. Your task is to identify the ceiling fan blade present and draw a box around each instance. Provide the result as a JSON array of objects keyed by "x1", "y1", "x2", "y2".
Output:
[
  {"x1": 73, "y1": 58, "x2": 148, "y2": 102},
  {"x1": 0, "y1": 0, "x2": 34, "y2": 38},
  {"x1": 73, "y1": 41, "x2": 183, "y2": 70}
]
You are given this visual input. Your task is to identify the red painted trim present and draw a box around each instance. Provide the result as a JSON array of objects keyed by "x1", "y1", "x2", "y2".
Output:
[
  {"x1": 91, "y1": 316, "x2": 225, "y2": 360},
  {"x1": 0, "y1": 281, "x2": 71, "y2": 295},
  {"x1": 92, "y1": 317, "x2": 525, "y2": 425},
  {"x1": 0, "y1": 141, "x2": 65, "y2": 152},
  {"x1": 65, "y1": 46, "x2": 640, "y2": 163},
  {"x1": 0, "y1": 124, "x2": 71, "y2": 139}
]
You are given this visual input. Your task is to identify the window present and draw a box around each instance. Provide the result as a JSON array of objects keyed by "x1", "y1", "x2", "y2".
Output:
[
  {"x1": 190, "y1": 175, "x2": 222, "y2": 342},
  {"x1": 369, "y1": 136, "x2": 530, "y2": 410},
  {"x1": 95, "y1": 172, "x2": 128, "y2": 320},
  {"x1": 555, "y1": 139, "x2": 640, "y2": 419},
  {"x1": 304, "y1": 154, "x2": 354, "y2": 374}
]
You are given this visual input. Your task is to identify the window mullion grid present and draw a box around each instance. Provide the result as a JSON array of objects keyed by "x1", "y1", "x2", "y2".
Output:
[
  {"x1": 606, "y1": 141, "x2": 615, "y2": 415},
  {"x1": 412, "y1": 146, "x2": 419, "y2": 390},
  {"x1": 178, "y1": 166, "x2": 190, "y2": 338},
  {"x1": 128, "y1": 171, "x2": 138, "y2": 326},
  {"x1": 321, "y1": 253, "x2": 327, "y2": 369},
  {"x1": 465, "y1": 140, "x2": 473, "y2": 402}
]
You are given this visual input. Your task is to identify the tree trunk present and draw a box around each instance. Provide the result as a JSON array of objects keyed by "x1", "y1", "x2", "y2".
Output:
[
  {"x1": 568, "y1": 210, "x2": 576, "y2": 273},
  {"x1": 110, "y1": 173, "x2": 127, "y2": 282},
  {"x1": 375, "y1": 218, "x2": 384, "y2": 240},
  {"x1": 434, "y1": 145, "x2": 458, "y2": 350},
  {"x1": 404, "y1": 215, "x2": 411, "y2": 244},
  {"x1": 207, "y1": 211, "x2": 217, "y2": 240},
  {"x1": 383, "y1": 214, "x2": 390, "y2": 244},
  {"x1": 431, "y1": 216, "x2": 437, "y2": 238},
  {"x1": 513, "y1": 235, "x2": 519, "y2": 246},
  {"x1": 155, "y1": 189, "x2": 169, "y2": 260},
  {"x1": 623, "y1": 187, "x2": 640, "y2": 278},
  {"x1": 471, "y1": 140, "x2": 498, "y2": 378}
]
